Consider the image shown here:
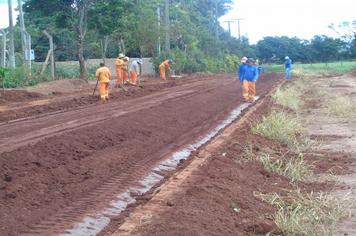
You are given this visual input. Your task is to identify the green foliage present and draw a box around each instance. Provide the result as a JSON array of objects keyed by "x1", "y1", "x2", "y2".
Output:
[
  {"x1": 153, "y1": 48, "x2": 239, "y2": 74},
  {"x1": 257, "y1": 35, "x2": 355, "y2": 63}
]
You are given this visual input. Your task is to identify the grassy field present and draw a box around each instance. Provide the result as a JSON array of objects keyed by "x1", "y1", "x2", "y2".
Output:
[{"x1": 265, "y1": 61, "x2": 356, "y2": 76}]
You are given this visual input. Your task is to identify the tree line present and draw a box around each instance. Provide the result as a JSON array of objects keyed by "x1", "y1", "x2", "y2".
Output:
[{"x1": 7, "y1": 1, "x2": 356, "y2": 79}]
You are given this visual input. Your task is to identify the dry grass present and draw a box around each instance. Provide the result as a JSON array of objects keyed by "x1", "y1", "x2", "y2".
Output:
[
  {"x1": 325, "y1": 96, "x2": 356, "y2": 122},
  {"x1": 255, "y1": 189, "x2": 355, "y2": 236}
]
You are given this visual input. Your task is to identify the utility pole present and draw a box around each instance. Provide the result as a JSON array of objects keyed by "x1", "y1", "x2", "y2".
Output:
[
  {"x1": 157, "y1": 7, "x2": 161, "y2": 56},
  {"x1": 164, "y1": 0, "x2": 170, "y2": 51},
  {"x1": 0, "y1": 30, "x2": 6, "y2": 68},
  {"x1": 224, "y1": 20, "x2": 235, "y2": 36},
  {"x1": 214, "y1": 0, "x2": 219, "y2": 40},
  {"x1": 17, "y1": 0, "x2": 27, "y2": 60},
  {"x1": 235, "y1": 18, "x2": 245, "y2": 42},
  {"x1": 8, "y1": 0, "x2": 15, "y2": 68}
]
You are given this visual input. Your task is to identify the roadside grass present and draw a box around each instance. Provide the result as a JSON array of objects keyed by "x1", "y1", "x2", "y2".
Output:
[
  {"x1": 241, "y1": 145, "x2": 313, "y2": 182},
  {"x1": 255, "y1": 189, "x2": 354, "y2": 236},
  {"x1": 272, "y1": 87, "x2": 304, "y2": 111},
  {"x1": 264, "y1": 61, "x2": 356, "y2": 78},
  {"x1": 325, "y1": 95, "x2": 356, "y2": 122},
  {"x1": 252, "y1": 110, "x2": 314, "y2": 151}
]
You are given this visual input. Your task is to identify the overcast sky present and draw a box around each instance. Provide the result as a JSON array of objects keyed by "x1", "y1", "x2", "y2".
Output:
[
  {"x1": 220, "y1": 0, "x2": 356, "y2": 43},
  {"x1": 1, "y1": 0, "x2": 355, "y2": 44}
]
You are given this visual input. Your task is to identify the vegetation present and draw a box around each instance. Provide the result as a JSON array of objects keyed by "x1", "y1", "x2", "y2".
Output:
[
  {"x1": 265, "y1": 61, "x2": 356, "y2": 76},
  {"x1": 255, "y1": 190, "x2": 354, "y2": 235},
  {"x1": 242, "y1": 145, "x2": 312, "y2": 182},
  {"x1": 326, "y1": 96, "x2": 356, "y2": 122},
  {"x1": 272, "y1": 87, "x2": 304, "y2": 111},
  {"x1": 252, "y1": 110, "x2": 313, "y2": 151}
]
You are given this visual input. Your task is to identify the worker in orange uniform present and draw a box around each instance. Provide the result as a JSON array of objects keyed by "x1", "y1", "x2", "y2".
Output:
[
  {"x1": 159, "y1": 59, "x2": 173, "y2": 80},
  {"x1": 122, "y1": 57, "x2": 130, "y2": 84},
  {"x1": 240, "y1": 58, "x2": 258, "y2": 102},
  {"x1": 95, "y1": 62, "x2": 112, "y2": 103},
  {"x1": 129, "y1": 59, "x2": 143, "y2": 85},
  {"x1": 115, "y1": 53, "x2": 125, "y2": 87}
]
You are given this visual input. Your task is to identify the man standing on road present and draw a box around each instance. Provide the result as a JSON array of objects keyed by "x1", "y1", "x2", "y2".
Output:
[
  {"x1": 238, "y1": 56, "x2": 248, "y2": 82},
  {"x1": 241, "y1": 58, "x2": 258, "y2": 102},
  {"x1": 115, "y1": 53, "x2": 125, "y2": 87},
  {"x1": 284, "y1": 56, "x2": 292, "y2": 80},
  {"x1": 95, "y1": 63, "x2": 112, "y2": 103},
  {"x1": 129, "y1": 59, "x2": 143, "y2": 85},
  {"x1": 159, "y1": 59, "x2": 173, "y2": 80}
]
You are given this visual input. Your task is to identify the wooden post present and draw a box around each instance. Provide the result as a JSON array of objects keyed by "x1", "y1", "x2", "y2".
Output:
[{"x1": 43, "y1": 30, "x2": 55, "y2": 80}]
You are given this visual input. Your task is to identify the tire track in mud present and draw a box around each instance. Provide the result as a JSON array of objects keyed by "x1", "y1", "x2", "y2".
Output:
[
  {"x1": 0, "y1": 79, "x2": 233, "y2": 153},
  {"x1": 0, "y1": 73, "x2": 282, "y2": 236}
]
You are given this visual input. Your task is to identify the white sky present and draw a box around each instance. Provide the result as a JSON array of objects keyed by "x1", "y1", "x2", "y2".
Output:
[
  {"x1": 1, "y1": 0, "x2": 356, "y2": 44},
  {"x1": 220, "y1": 0, "x2": 356, "y2": 43}
]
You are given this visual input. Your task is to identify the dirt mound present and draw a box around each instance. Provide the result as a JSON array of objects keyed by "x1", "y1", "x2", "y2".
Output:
[
  {"x1": 0, "y1": 90, "x2": 43, "y2": 104},
  {"x1": 27, "y1": 79, "x2": 91, "y2": 95}
]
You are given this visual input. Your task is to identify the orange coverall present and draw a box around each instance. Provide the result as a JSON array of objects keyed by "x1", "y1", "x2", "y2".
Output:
[
  {"x1": 129, "y1": 60, "x2": 140, "y2": 85},
  {"x1": 115, "y1": 58, "x2": 124, "y2": 86},
  {"x1": 159, "y1": 60, "x2": 170, "y2": 80},
  {"x1": 122, "y1": 60, "x2": 129, "y2": 83},
  {"x1": 95, "y1": 66, "x2": 112, "y2": 102}
]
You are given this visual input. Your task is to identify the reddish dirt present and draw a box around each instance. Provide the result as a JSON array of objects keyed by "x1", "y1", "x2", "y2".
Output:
[
  {"x1": 0, "y1": 73, "x2": 283, "y2": 235},
  {"x1": 0, "y1": 75, "x2": 214, "y2": 123},
  {"x1": 113, "y1": 98, "x2": 355, "y2": 236},
  {"x1": 0, "y1": 90, "x2": 44, "y2": 104}
]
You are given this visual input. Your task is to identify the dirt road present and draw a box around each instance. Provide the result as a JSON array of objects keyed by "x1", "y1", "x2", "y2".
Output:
[{"x1": 0, "y1": 73, "x2": 281, "y2": 235}]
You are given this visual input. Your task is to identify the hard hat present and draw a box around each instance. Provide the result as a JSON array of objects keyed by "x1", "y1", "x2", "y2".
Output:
[
  {"x1": 241, "y1": 56, "x2": 248, "y2": 63},
  {"x1": 137, "y1": 59, "x2": 143, "y2": 65},
  {"x1": 118, "y1": 53, "x2": 125, "y2": 58},
  {"x1": 124, "y1": 56, "x2": 129, "y2": 61},
  {"x1": 285, "y1": 56, "x2": 289, "y2": 60}
]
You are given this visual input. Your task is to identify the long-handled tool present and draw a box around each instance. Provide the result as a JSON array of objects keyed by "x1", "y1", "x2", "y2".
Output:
[{"x1": 92, "y1": 79, "x2": 99, "y2": 96}]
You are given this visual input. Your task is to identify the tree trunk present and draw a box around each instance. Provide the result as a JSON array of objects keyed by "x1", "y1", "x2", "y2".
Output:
[
  {"x1": 78, "y1": 38, "x2": 87, "y2": 80},
  {"x1": 76, "y1": 1, "x2": 88, "y2": 80},
  {"x1": 101, "y1": 36, "x2": 109, "y2": 63}
]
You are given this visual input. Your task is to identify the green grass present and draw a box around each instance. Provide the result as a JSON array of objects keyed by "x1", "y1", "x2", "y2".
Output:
[
  {"x1": 252, "y1": 110, "x2": 314, "y2": 151},
  {"x1": 0, "y1": 64, "x2": 98, "y2": 88},
  {"x1": 255, "y1": 189, "x2": 354, "y2": 236},
  {"x1": 241, "y1": 145, "x2": 312, "y2": 182},
  {"x1": 272, "y1": 87, "x2": 304, "y2": 111},
  {"x1": 264, "y1": 61, "x2": 356, "y2": 77},
  {"x1": 259, "y1": 153, "x2": 312, "y2": 182}
]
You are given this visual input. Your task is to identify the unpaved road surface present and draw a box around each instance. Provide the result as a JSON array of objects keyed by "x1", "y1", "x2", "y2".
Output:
[{"x1": 0, "y1": 73, "x2": 281, "y2": 235}]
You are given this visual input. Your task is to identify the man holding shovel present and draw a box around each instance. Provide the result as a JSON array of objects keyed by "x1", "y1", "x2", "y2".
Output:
[{"x1": 159, "y1": 59, "x2": 173, "y2": 80}]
